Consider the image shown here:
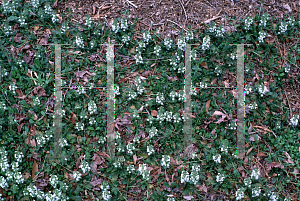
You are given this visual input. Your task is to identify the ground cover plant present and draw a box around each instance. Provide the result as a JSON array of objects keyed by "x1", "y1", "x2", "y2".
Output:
[{"x1": 0, "y1": 0, "x2": 300, "y2": 200}]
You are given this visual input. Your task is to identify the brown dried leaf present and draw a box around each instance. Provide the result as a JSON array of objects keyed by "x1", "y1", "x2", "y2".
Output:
[
  {"x1": 246, "y1": 147, "x2": 253, "y2": 156},
  {"x1": 32, "y1": 160, "x2": 39, "y2": 181},
  {"x1": 283, "y1": 152, "x2": 294, "y2": 164},
  {"x1": 257, "y1": 152, "x2": 267, "y2": 157},
  {"x1": 206, "y1": 100, "x2": 211, "y2": 113},
  {"x1": 266, "y1": 162, "x2": 284, "y2": 172},
  {"x1": 196, "y1": 184, "x2": 207, "y2": 193},
  {"x1": 22, "y1": 172, "x2": 31, "y2": 180},
  {"x1": 151, "y1": 110, "x2": 158, "y2": 117},
  {"x1": 133, "y1": 154, "x2": 138, "y2": 164}
]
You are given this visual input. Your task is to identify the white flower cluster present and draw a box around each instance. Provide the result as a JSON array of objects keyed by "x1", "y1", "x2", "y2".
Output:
[
  {"x1": 85, "y1": 15, "x2": 93, "y2": 28},
  {"x1": 75, "y1": 122, "x2": 84, "y2": 131},
  {"x1": 73, "y1": 171, "x2": 82, "y2": 182},
  {"x1": 114, "y1": 84, "x2": 120, "y2": 95},
  {"x1": 287, "y1": 16, "x2": 295, "y2": 26},
  {"x1": 259, "y1": 13, "x2": 269, "y2": 27},
  {"x1": 264, "y1": 191, "x2": 279, "y2": 201},
  {"x1": 1, "y1": 67, "x2": 8, "y2": 77},
  {"x1": 127, "y1": 164, "x2": 135, "y2": 174},
  {"x1": 177, "y1": 62, "x2": 186, "y2": 74},
  {"x1": 121, "y1": 34, "x2": 131, "y2": 45},
  {"x1": 244, "y1": 16, "x2": 254, "y2": 30},
  {"x1": 161, "y1": 155, "x2": 171, "y2": 168},
  {"x1": 164, "y1": 36, "x2": 173, "y2": 50},
  {"x1": 248, "y1": 102, "x2": 258, "y2": 110},
  {"x1": 251, "y1": 186, "x2": 261, "y2": 197},
  {"x1": 127, "y1": 143, "x2": 135, "y2": 155},
  {"x1": 101, "y1": 181, "x2": 112, "y2": 201},
  {"x1": 52, "y1": 14, "x2": 59, "y2": 24},
  {"x1": 180, "y1": 170, "x2": 189, "y2": 183},
  {"x1": 244, "y1": 177, "x2": 251, "y2": 188},
  {"x1": 3, "y1": 23, "x2": 12, "y2": 35},
  {"x1": 177, "y1": 90, "x2": 186, "y2": 101},
  {"x1": 89, "y1": 117, "x2": 96, "y2": 125},
  {"x1": 228, "y1": 120, "x2": 237, "y2": 130},
  {"x1": 0, "y1": 176, "x2": 8, "y2": 189},
  {"x1": 156, "y1": 92, "x2": 165, "y2": 105},
  {"x1": 1, "y1": 0, "x2": 18, "y2": 14},
  {"x1": 284, "y1": 62, "x2": 290, "y2": 73},
  {"x1": 0, "y1": 102, "x2": 7, "y2": 110},
  {"x1": 167, "y1": 197, "x2": 175, "y2": 201},
  {"x1": 88, "y1": 100, "x2": 97, "y2": 114},
  {"x1": 0, "y1": 148, "x2": 10, "y2": 173},
  {"x1": 235, "y1": 188, "x2": 245, "y2": 200},
  {"x1": 132, "y1": 110, "x2": 140, "y2": 119},
  {"x1": 33, "y1": 96, "x2": 40, "y2": 106},
  {"x1": 75, "y1": 36, "x2": 85, "y2": 48},
  {"x1": 138, "y1": 164, "x2": 151, "y2": 181},
  {"x1": 207, "y1": 23, "x2": 225, "y2": 37},
  {"x1": 165, "y1": 111, "x2": 173, "y2": 122},
  {"x1": 180, "y1": 164, "x2": 201, "y2": 185},
  {"x1": 44, "y1": 3, "x2": 53, "y2": 15},
  {"x1": 278, "y1": 21, "x2": 288, "y2": 35},
  {"x1": 216, "y1": 173, "x2": 225, "y2": 184},
  {"x1": 149, "y1": 126, "x2": 158, "y2": 138},
  {"x1": 120, "y1": 18, "x2": 129, "y2": 31},
  {"x1": 174, "y1": 113, "x2": 182, "y2": 123},
  {"x1": 202, "y1": 35, "x2": 210, "y2": 51},
  {"x1": 14, "y1": 151, "x2": 24, "y2": 163},
  {"x1": 128, "y1": 90, "x2": 137, "y2": 100},
  {"x1": 258, "y1": 83, "x2": 269, "y2": 97},
  {"x1": 112, "y1": 19, "x2": 120, "y2": 33},
  {"x1": 245, "y1": 84, "x2": 252, "y2": 94},
  {"x1": 212, "y1": 154, "x2": 221, "y2": 163},
  {"x1": 157, "y1": 108, "x2": 165, "y2": 123},
  {"x1": 147, "y1": 145, "x2": 155, "y2": 155},
  {"x1": 198, "y1": 82, "x2": 208, "y2": 88},
  {"x1": 289, "y1": 114, "x2": 299, "y2": 127},
  {"x1": 31, "y1": 0, "x2": 40, "y2": 9},
  {"x1": 190, "y1": 49, "x2": 197, "y2": 61},
  {"x1": 185, "y1": 30, "x2": 194, "y2": 41},
  {"x1": 80, "y1": 160, "x2": 91, "y2": 173},
  {"x1": 215, "y1": 64, "x2": 222, "y2": 76},
  {"x1": 135, "y1": 76, "x2": 145, "y2": 95},
  {"x1": 90, "y1": 40, "x2": 96, "y2": 49},
  {"x1": 154, "y1": 45, "x2": 161, "y2": 56},
  {"x1": 18, "y1": 15, "x2": 27, "y2": 26},
  {"x1": 135, "y1": 52, "x2": 143, "y2": 64},
  {"x1": 98, "y1": 136, "x2": 106, "y2": 144},
  {"x1": 143, "y1": 31, "x2": 152, "y2": 43},
  {"x1": 147, "y1": 115, "x2": 154, "y2": 124},
  {"x1": 36, "y1": 130, "x2": 53, "y2": 146},
  {"x1": 170, "y1": 52, "x2": 181, "y2": 69},
  {"x1": 9, "y1": 83, "x2": 17, "y2": 94},
  {"x1": 258, "y1": 31, "x2": 268, "y2": 44},
  {"x1": 59, "y1": 138, "x2": 68, "y2": 147},
  {"x1": 177, "y1": 35, "x2": 186, "y2": 51},
  {"x1": 50, "y1": 175, "x2": 59, "y2": 188},
  {"x1": 220, "y1": 144, "x2": 228, "y2": 154},
  {"x1": 250, "y1": 167, "x2": 260, "y2": 180}
]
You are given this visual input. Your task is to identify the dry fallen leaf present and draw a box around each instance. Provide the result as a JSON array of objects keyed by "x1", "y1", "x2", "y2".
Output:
[
  {"x1": 206, "y1": 100, "x2": 211, "y2": 113},
  {"x1": 151, "y1": 110, "x2": 158, "y2": 117},
  {"x1": 32, "y1": 160, "x2": 39, "y2": 181},
  {"x1": 22, "y1": 172, "x2": 31, "y2": 180}
]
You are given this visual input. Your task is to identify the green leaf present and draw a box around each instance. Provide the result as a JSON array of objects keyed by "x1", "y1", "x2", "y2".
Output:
[
  {"x1": 87, "y1": 126, "x2": 94, "y2": 130},
  {"x1": 7, "y1": 16, "x2": 18, "y2": 21}
]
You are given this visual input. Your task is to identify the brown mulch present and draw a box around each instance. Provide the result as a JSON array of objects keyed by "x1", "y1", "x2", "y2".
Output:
[{"x1": 54, "y1": 0, "x2": 300, "y2": 39}]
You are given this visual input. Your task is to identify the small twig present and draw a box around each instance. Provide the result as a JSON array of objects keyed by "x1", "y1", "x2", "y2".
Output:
[
  {"x1": 178, "y1": 0, "x2": 187, "y2": 27},
  {"x1": 283, "y1": 88, "x2": 293, "y2": 118},
  {"x1": 166, "y1": 19, "x2": 187, "y2": 32},
  {"x1": 125, "y1": 0, "x2": 138, "y2": 8}
]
